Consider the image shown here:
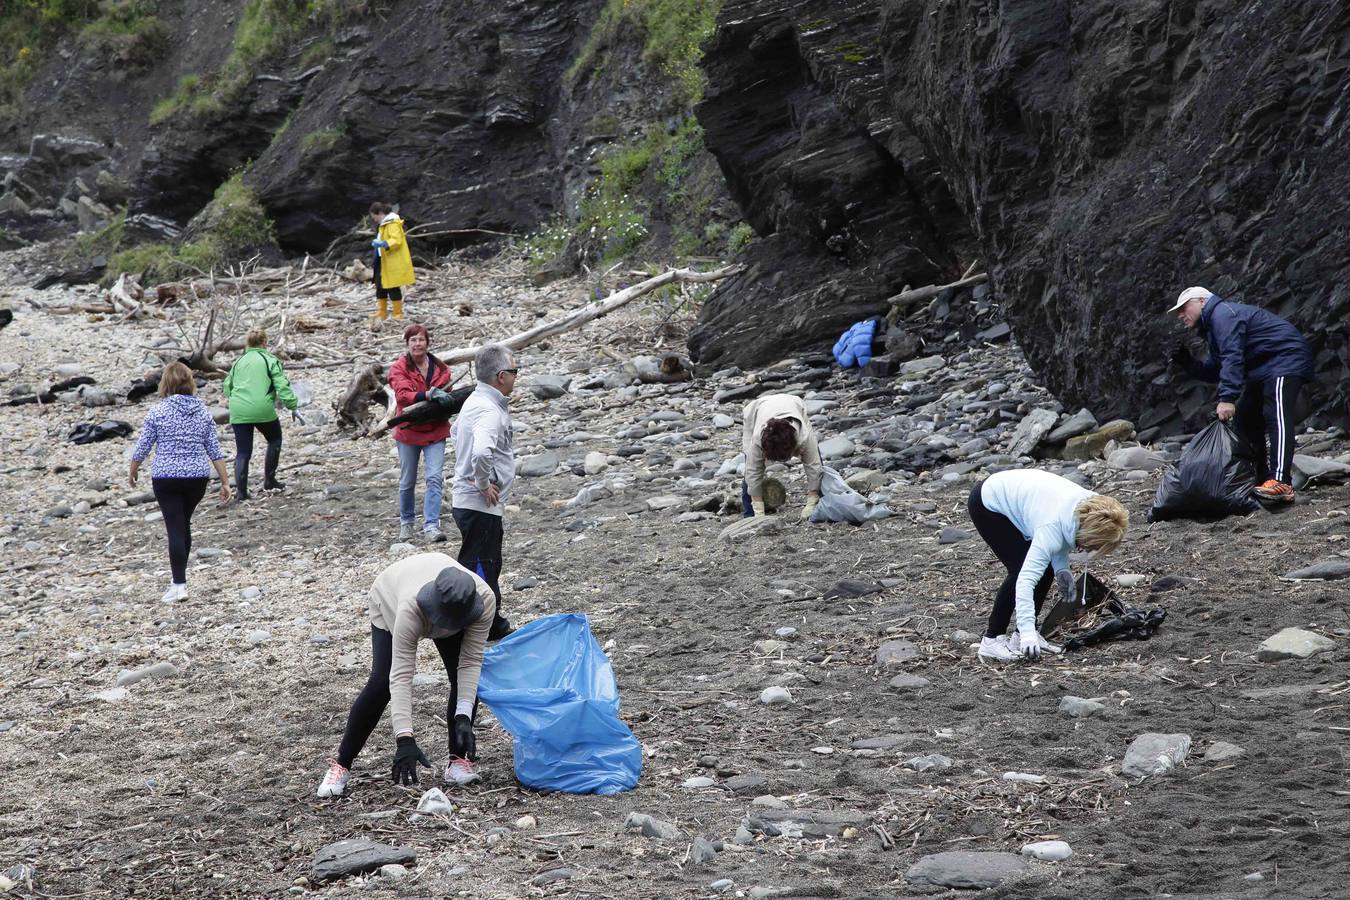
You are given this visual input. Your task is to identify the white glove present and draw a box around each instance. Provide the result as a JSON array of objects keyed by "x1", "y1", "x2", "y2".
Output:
[
  {"x1": 1018, "y1": 628, "x2": 1041, "y2": 661},
  {"x1": 751, "y1": 499, "x2": 766, "y2": 517},
  {"x1": 1055, "y1": 569, "x2": 1075, "y2": 603},
  {"x1": 799, "y1": 496, "x2": 819, "y2": 522}
]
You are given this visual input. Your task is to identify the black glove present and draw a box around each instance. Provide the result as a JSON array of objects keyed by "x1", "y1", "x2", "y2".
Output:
[
  {"x1": 391, "y1": 735, "x2": 430, "y2": 786},
  {"x1": 453, "y1": 714, "x2": 476, "y2": 761},
  {"x1": 427, "y1": 386, "x2": 451, "y2": 405},
  {"x1": 1170, "y1": 344, "x2": 1193, "y2": 369}
]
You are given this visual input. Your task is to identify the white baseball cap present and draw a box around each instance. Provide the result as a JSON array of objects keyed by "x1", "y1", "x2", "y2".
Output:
[{"x1": 1167, "y1": 286, "x2": 1212, "y2": 314}]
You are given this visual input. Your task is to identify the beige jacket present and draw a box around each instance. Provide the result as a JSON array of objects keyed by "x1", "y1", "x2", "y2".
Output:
[
  {"x1": 367, "y1": 552, "x2": 497, "y2": 738},
  {"x1": 741, "y1": 393, "x2": 823, "y2": 496}
]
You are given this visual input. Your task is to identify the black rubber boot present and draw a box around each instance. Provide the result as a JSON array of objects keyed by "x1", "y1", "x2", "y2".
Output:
[
  {"x1": 263, "y1": 440, "x2": 283, "y2": 490},
  {"x1": 234, "y1": 458, "x2": 249, "y2": 502}
]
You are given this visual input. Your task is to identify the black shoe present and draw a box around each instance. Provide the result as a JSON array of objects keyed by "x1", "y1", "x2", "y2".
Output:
[
  {"x1": 263, "y1": 480, "x2": 286, "y2": 492},
  {"x1": 487, "y1": 616, "x2": 515, "y2": 641}
]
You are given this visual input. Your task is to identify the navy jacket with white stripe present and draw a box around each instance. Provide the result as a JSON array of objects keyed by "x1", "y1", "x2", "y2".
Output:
[{"x1": 1188, "y1": 296, "x2": 1313, "y2": 402}]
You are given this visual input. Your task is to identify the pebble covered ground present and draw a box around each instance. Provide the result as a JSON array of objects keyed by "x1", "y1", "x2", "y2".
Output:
[{"x1": 1, "y1": 249, "x2": 1348, "y2": 898}]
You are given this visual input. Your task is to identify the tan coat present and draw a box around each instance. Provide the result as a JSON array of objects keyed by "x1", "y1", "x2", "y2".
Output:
[
  {"x1": 367, "y1": 552, "x2": 496, "y2": 738},
  {"x1": 741, "y1": 393, "x2": 823, "y2": 496}
]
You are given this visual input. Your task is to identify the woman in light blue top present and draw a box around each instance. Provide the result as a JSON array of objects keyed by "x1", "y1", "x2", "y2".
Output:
[
  {"x1": 129, "y1": 362, "x2": 233, "y2": 602},
  {"x1": 967, "y1": 469, "x2": 1128, "y2": 662}
]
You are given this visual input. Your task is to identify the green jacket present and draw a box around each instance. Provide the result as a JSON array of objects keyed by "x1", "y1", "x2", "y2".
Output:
[{"x1": 223, "y1": 347, "x2": 297, "y2": 424}]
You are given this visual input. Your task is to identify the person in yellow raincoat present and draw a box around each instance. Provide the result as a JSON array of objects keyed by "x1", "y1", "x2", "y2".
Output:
[{"x1": 369, "y1": 201, "x2": 415, "y2": 320}]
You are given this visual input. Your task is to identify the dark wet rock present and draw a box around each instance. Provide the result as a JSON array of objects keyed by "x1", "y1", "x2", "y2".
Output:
[
  {"x1": 311, "y1": 839, "x2": 416, "y2": 882},
  {"x1": 1150, "y1": 575, "x2": 1186, "y2": 593},
  {"x1": 905, "y1": 851, "x2": 1027, "y2": 889},
  {"x1": 532, "y1": 868, "x2": 574, "y2": 886},
  {"x1": 937, "y1": 527, "x2": 970, "y2": 544},
  {"x1": 823, "y1": 579, "x2": 883, "y2": 600},
  {"x1": 1283, "y1": 559, "x2": 1350, "y2": 581},
  {"x1": 723, "y1": 773, "x2": 768, "y2": 795},
  {"x1": 691, "y1": 835, "x2": 720, "y2": 865}
]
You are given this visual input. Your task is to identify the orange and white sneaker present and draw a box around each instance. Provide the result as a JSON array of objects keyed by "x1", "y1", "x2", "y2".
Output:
[
  {"x1": 316, "y1": 760, "x2": 350, "y2": 798},
  {"x1": 444, "y1": 756, "x2": 482, "y2": 786},
  {"x1": 1254, "y1": 480, "x2": 1295, "y2": 503}
]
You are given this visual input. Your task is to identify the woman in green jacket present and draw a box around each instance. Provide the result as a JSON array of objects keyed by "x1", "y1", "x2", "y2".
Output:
[{"x1": 222, "y1": 327, "x2": 298, "y2": 500}]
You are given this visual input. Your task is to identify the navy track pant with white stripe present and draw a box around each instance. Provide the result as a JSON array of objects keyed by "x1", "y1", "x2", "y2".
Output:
[{"x1": 1233, "y1": 376, "x2": 1305, "y2": 485}]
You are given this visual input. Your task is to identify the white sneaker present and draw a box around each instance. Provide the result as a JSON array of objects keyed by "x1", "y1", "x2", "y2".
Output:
[
  {"x1": 1009, "y1": 632, "x2": 1063, "y2": 655},
  {"x1": 160, "y1": 583, "x2": 187, "y2": 603},
  {"x1": 444, "y1": 756, "x2": 481, "y2": 786},
  {"x1": 977, "y1": 635, "x2": 1017, "y2": 663},
  {"x1": 317, "y1": 760, "x2": 349, "y2": 798}
]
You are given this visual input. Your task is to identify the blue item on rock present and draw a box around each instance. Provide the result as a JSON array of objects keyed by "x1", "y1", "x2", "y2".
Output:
[
  {"x1": 478, "y1": 613, "x2": 641, "y2": 795},
  {"x1": 832, "y1": 318, "x2": 878, "y2": 368}
]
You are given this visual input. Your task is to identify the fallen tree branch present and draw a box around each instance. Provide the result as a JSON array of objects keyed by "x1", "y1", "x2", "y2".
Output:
[
  {"x1": 435, "y1": 264, "x2": 743, "y2": 365},
  {"x1": 886, "y1": 272, "x2": 988, "y2": 312}
]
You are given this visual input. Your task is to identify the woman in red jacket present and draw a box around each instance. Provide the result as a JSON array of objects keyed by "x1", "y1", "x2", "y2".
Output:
[{"x1": 388, "y1": 323, "x2": 453, "y2": 541}]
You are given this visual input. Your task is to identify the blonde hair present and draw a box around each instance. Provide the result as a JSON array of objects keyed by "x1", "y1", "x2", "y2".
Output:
[
  {"x1": 246, "y1": 326, "x2": 267, "y2": 348},
  {"x1": 1076, "y1": 495, "x2": 1129, "y2": 553},
  {"x1": 158, "y1": 361, "x2": 196, "y2": 397}
]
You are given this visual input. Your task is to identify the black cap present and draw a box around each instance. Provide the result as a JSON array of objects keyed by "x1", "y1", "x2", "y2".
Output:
[{"x1": 415, "y1": 567, "x2": 483, "y2": 632}]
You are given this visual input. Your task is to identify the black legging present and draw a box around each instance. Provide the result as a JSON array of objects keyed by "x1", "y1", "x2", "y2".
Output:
[
  {"x1": 152, "y1": 477, "x2": 208, "y2": 584},
  {"x1": 336, "y1": 625, "x2": 478, "y2": 768},
  {"x1": 967, "y1": 480, "x2": 1053, "y2": 638},
  {"x1": 232, "y1": 419, "x2": 282, "y2": 494}
]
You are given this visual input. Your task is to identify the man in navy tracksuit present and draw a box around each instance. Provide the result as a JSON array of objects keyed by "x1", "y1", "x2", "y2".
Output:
[{"x1": 1169, "y1": 286, "x2": 1314, "y2": 503}]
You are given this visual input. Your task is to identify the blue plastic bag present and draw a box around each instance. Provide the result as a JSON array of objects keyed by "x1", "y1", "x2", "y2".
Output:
[{"x1": 478, "y1": 613, "x2": 642, "y2": 795}]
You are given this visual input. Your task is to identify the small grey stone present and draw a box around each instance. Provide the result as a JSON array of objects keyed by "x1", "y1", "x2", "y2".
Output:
[
  {"x1": 1046, "y1": 408, "x2": 1097, "y2": 444},
  {"x1": 245, "y1": 630, "x2": 271, "y2": 646},
  {"x1": 817, "y1": 436, "x2": 856, "y2": 459},
  {"x1": 723, "y1": 774, "x2": 768, "y2": 794},
  {"x1": 849, "y1": 734, "x2": 909, "y2": 751},
  {"x1": 1021, "y1": 840, "x2": 1073, "y2": 861},
  {"x1": 691, "y1": 836, "x2": 719, "y2": 865},
  {"x1": 532, "y1": 868, "x2": 574, "y2": 886},
  {"x1": 1006, "y1": 408, "x2": 1058, "y2": 456},
  {"x1": 938, "y1": 526, "x2": 970, "y2": 544},
  {"x1": 240, "y1": 586, "x2": 261, "y2": 600},
  {"x1": 710, "y1": 878, "x2": 734, "y2": 893},
  {"x1": 625, "y1": 812, "x2": 680, "y2": 840},
  {"x1": 904, "y1": 753, "x2": 953, "y2": 772},
  {"x1": 876, "y1": 640, "x2": 918, "y2": 666},
  {"x1": 513, "y1": 576, "x2": 539, "y2": 590},
  {"x1": 905, "y1": 851, "x2": 1028, "y2": 889},
  {"x1": 719, "y1": 516, "x2": 780, "y2": 543},
  {"x1": 1058, "y1": 696, "x2": 1105, "y2": 718},
  {"x1": 683, "y1": 776, "x2": 717, "y2": 789},
  {"x1": 759, "y1": 686, "x2": 792, "y2": 705},
  {"x1": 823, "y1": 578, "x2": 883, "y2": 600},
  {"x1": 0, "y1": 721, "x2": 15, "y2": 733},
  {"x1": 1256, "y1": 627, "x2": 1336, "y2": 661},
  {"x1": 518, "y1": 451, "x2": 560, "y2": 477},
  {"x1": 1203, "y1": 741, "x2": 1245, "y2": 762},
  {"x1": 712, "y1": 414, "x2": 734, "y2": 429},
  {"x1": 889, "y1": 673, "x2": 930, "y2": 691},
  {"x1": 899, "y1": 355, "x2": 945, "y2": 374},
  {"x1": 732, "y1": 825, "x2": 754, "y2": 845},
  {"x1": 1282, "y1": 559, "x2": 1350, "y2": 581},
  {"x1": 1121, "y1": 733, "x2": 1191, "y2": 777},
  {"x1": 528, "y1": 374, "x2": 571, "y2": 399},
  {"x1": 115, "y1": 661, "x2": 180, "y2": 687}
]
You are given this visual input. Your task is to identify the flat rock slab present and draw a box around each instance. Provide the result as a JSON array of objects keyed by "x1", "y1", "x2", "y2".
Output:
[
  {"x1": 746, "y1": 807, "x2": 869, "y2": 838},
  {"x1": 1007, "y1": 408, "x2": 1058, "y2": 456},
  {"x1": 719, "y1": 517, "x2": 781, "y2": 543},
  {"x1": 1121, "y1": 732, "x2": 1191, "y2": 777},
  {"x1": 1059, "y1": 696, "x2": 1105, "y2": 718},
  {"x1": 849, "y1": 733, "x2": 914, "y2": 751},
  {"x1": 818, "y1": 436, "x2": 856, "y2": 459},
  {"x1": 311, "y1": 839, "x2": 416, "y2": 882},
  {"x1": 889, "y1": 674, "x2": 930, "y2": 691},
  {"x1": 906, "y1": 851, "x2": 1028, "y2": 889},
  {"x1": 1204, "y1": 741, "x2": 1246, "y2": 762},
  {"x1": 876, "y1": 639, "x2": 919, "y2": 666},
  {"x1": 823, "y1": 578, "x2": 883, "y2": 600},
  {"x1": 115, "y1": 661, "x2": 180, "y2": 687},
  {"x1": 1256, "y1": 627, "x2": 1336, "y2": 661},
  {"x1": 723, "y1": 774, "x2": 769, "y2": 794},
  {"x1": 1282, "y1": 558, "x2": 1350, "y2": 581},
  {"x1": 517, "y1": 451, "x2": 560, "y2": 477}
]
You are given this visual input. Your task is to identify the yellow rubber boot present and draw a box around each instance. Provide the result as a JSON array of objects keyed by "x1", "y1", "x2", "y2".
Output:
[
  {"x1": 392, "y1": 299, "x2": 404, "y2": 319},
  {"x1": 374, "y1": 298, "x2": 388, "y2": 320}
]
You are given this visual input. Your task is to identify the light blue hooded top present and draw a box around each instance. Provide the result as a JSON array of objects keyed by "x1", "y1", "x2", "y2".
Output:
[{"x1": 980, "y1": 468, "x2": 1093, "y2": 634}]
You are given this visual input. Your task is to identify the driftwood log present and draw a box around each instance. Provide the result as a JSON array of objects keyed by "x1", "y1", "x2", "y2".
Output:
[
  {"x1": 886, "y1": 272, "x2": 988, "y2": 315},
  {"x1": 333, "y1": 363, "x2": 390, "y2": 434}
]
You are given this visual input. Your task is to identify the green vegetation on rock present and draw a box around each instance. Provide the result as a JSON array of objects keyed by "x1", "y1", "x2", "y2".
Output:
[
  {"x1": 568, "y1": 0, "x2": 722, "y2": 106},
  {"x1": 300, "y1": 125, "x2": 345, "y2": 154},
  {"x1": 1, "y1": 1, "x2": 102, "y2": 121},
  {"x1": 78, "y1": 0, "x2": 167, "y2": 69}
]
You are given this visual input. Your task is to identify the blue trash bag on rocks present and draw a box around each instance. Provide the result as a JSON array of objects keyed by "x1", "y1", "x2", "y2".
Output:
[{"x1": 478, "y1": 613, "x2": 642, "y2": 795}]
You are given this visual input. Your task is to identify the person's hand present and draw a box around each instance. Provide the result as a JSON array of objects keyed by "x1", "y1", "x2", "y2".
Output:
[
  {"x1": 1169, "y1": 344, "x2": 1193, "y2": 369},
  {"x1": 1018, "y1": 628, "x2": 1042, "y2": 661},
  {"x1": 1216, "y1": 402, "x2": 1236, "y2": 422},
  {"x1": 128, "y1": 468, "x2": 138, "y2": 488},
  {"x1": 427, "y1": 386, "x2": 451, "y2": 404},
  {"x1": 799, "y1": 495, "x2": 819, "y2": 522},
  {"x1": 371, "y1": 239, "x2": 389, "y2": 249},
  {"x1": 391, "y1": 736, "x2": 430, "y2": 786},
  {"x1": 1055, "y1": 569, "x2": 1075, "y2": 603},
  {"x1": 452, "y1": 715, "x2": 476, "y2": 761},
  {"x1": 218, "y1": 483, "x2": 234, "y2": 505},
  {"x1": 482, "y1": 483, "x2": 501, "y2": 506},
  {"x1": 750, "y1": 499, "x2": 766, "y2": 517}
]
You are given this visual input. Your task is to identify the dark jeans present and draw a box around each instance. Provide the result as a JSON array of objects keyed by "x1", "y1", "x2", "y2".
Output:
[
  {"x1": 232, "y1": 419, "x2": 282, "y2": 494},
  {"x1": 372, "y1": 254, "x2": 403, "y2": 301},
  {"x1": 152, "y1": 477, "x2": 208, "y2": 584},
  {"x1": 453, "y1": 507, "x2": 503, "y2": 602},
  {"x1": 741, "y1": 479, "x2": 753, "y2": 518},
  {"x1": 336, "y1": 625, "x2": 477, "y2": 768},
  {"x1": 1233, "y1": 376, "x2": 1305, "y2": 484},
  {"x1": 967, "y1": 480, "x2": 1052, "y2": 638}
]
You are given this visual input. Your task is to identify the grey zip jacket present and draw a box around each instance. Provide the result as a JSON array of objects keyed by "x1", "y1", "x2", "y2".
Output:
[{"x1": 451, "y1": 382, "x2": 515, "y2": 515}]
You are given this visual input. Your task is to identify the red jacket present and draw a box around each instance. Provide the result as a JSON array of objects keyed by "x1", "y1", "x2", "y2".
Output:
[{"x1": 387, "y1": 352, "x2": 452, "y2": 445}]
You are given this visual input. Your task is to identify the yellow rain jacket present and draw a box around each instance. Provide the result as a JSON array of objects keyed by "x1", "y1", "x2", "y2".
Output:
[{"x1": 376, "y1": 213, "x2": 415, "y2": 289}]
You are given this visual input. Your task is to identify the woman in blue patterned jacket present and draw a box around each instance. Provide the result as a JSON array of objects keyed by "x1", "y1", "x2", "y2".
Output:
[{"x1": 129, "y1": 362, "x2": 233, "y2": 602}]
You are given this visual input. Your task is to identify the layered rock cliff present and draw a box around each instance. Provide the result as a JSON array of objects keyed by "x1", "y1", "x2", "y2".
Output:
[{"x1": 692, "y1": 0, "x2": 1349, "y2": 428}]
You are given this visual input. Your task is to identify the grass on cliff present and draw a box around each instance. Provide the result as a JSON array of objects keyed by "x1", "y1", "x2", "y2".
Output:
[
  {"x1": 567, "y1": 0, "x2": 722, "y2": 107},
  {"x1": 106, "y1": 173, "x2": 276, "y2": 282},
  {"x1": 0, "y1": 1, "x2": 105, "y2": 121}
]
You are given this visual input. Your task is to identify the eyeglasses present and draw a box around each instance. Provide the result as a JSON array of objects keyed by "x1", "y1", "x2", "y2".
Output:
[{"x1": 501, "y1": 368, "x2": 518, "y2": 376}]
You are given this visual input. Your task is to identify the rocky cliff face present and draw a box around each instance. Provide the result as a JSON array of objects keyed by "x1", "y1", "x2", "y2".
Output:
[{"x1": 694, "y1": 0, "x2": 1349, "y2": 428}]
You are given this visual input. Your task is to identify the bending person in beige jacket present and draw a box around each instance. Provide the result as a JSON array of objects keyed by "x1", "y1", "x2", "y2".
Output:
[
  {"x1": 741, "y1": 393, "x2": 824, "y2": 521},
  {"x1": 317, "y1": 553, "x2": 496, "y2": 798}
]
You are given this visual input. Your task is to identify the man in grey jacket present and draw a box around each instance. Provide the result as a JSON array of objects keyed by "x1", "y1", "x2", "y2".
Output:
[{"x1": 452, "y1": 343, "x2": 517, "y2": 640}]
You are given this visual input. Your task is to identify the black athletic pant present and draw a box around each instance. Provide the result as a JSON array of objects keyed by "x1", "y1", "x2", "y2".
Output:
[
  {"x1": 231, "y1": 419, "x2": 282, "y2": 494},
  {"x1": 151, "y1": 477, "x2": 208, "y2": 584},
  {"x1": 372, "y1": 254, "x2": 403, "y2": 301},
  {"x1": 967, "y1": 480, "x2": 1053, "y2": 638},
  {"x1": 336, "y1": 625, "x2": 477, "y2": 768},
  {"x1": 1232, "y1": 376, "x2": 1304, "y2": 485},
  {"x1": 453, "y1": 507, "x2": 504, "y2": 612}
]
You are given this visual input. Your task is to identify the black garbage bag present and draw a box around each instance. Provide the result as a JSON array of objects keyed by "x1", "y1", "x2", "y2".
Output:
[
  {"x1": 1041, "y1": 571, "x2": 1116, "y2": 637},
  {"x1": 69, "y1": 420, "x2": 134, "y2": 444},
  {"x1": 385, "y1": 384, "x2": 475, "y2": 428},
  {"x1": 1063, "y1": 599, "x2": 1167, "y2": 651},
  {"x1": 1148, "y1": 421, "x2": 1260, "y2": 521}
]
